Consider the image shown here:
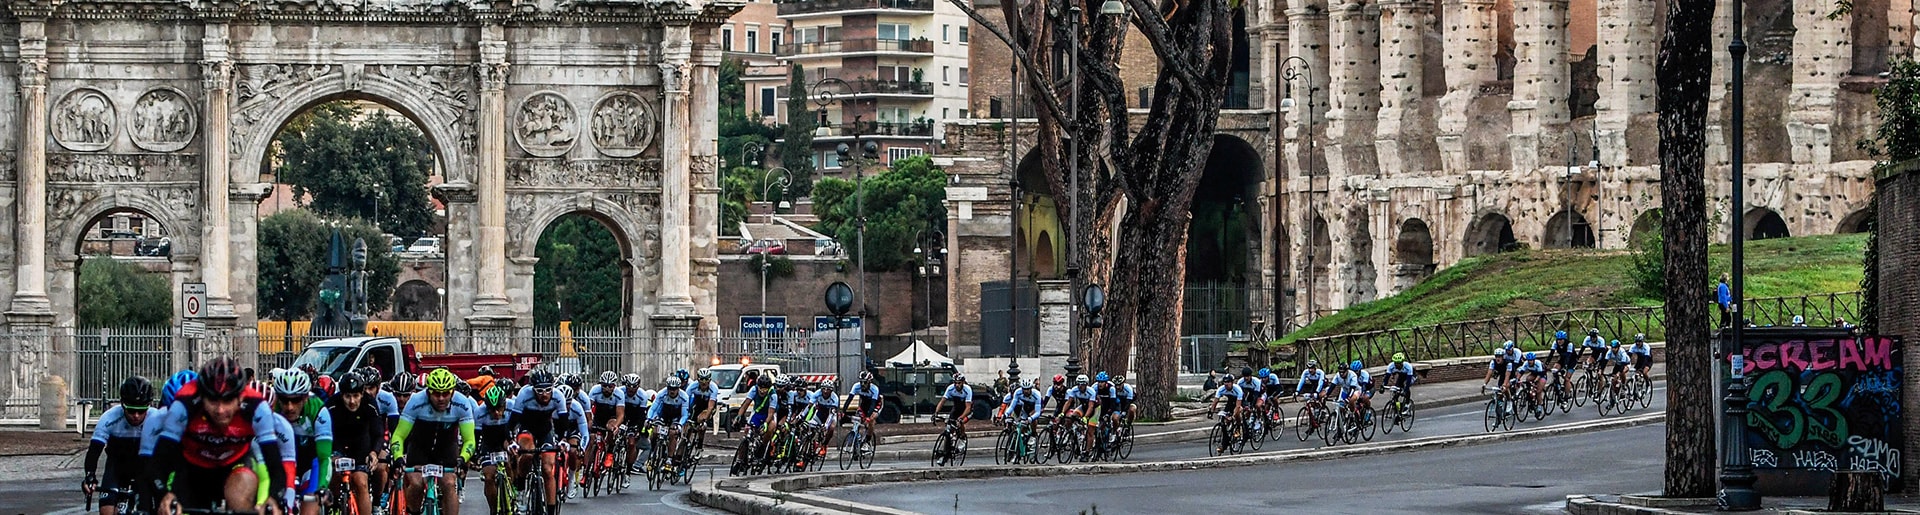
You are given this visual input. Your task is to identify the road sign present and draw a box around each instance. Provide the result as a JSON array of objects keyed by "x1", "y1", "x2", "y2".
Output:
[
  {"x1": 181, "y1": 320, "x2": 206, "y2": 338},
  {"x1": 740, "y1": 316, "x2": 788, "y2": 337},
  {"x1": 814, "y1": 316, "x2": 862, "y2": 332},
  {"x1": 182, "y1": 283, "x2": 207, "y2": 319}
]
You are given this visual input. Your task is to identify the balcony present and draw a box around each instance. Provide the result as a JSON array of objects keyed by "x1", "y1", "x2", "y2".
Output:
[
  {"x1": 816, "y1": 120, "x2": 936, "y2": 139},
  {"x1": 777, "y1": 76, "x2": 935, "y2": 98},
  {"x1": 778, "y1": 38, "x2": 934, "y2": 57},
  {"x1": 779, "y1": 0, "x2": 934, "y2": 16}
]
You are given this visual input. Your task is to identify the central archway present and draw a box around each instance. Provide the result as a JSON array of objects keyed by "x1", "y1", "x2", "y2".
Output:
[
  {"x1": 1745, "y1": 207, "x2": 1791, "y2": 240},
  {"x1": 1392, "y1": 218, "x2": 1436, "y2": 294},
  {"x1": 1544, "y1": 208, "x2": 1597, "y2": 249}
]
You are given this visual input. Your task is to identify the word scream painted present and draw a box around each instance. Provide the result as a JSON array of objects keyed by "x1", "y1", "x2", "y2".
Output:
[{"x1": 1738, "y1": 335, "x2": 1904, "y2": 484}]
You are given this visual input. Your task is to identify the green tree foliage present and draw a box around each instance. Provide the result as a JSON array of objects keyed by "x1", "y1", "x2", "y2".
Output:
[
  {"x1": 76, "y1": 257, "x2": 171, "y2": 327},
  {"x1": 1628, "y1": 209, "x2": 1666, "y2": 299},
  {"x1": 273, "y1": 102, "x2": 438, "y2": 238},
  {"x1": 719, "y1": 58, "x2": 781, "y2": 171},
  {"x1": 533, "y1": 215, "x2": 626, "y2": 327},
  {"x1": 257, "y1": 209, "x2": 400, "y2": 320},
  {"x1": 812, "y1": 155, "x2": 946, "y2": 272},
  {"x1": 1855, "y1": 58, "x2": 1920, "y2": 331},
  {"x1": 780, "y1": 64, "x2": 818, "y2": 197}
]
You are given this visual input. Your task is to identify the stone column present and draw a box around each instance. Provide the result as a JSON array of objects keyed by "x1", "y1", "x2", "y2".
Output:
[
  {"x1": 1593, "y1": 0, "x2": 1656, "y2": 167},
  {"x1": 1787, "y1": 3, "x2": 1851, "y2": 166},
  {"x1": 472, "y1": 28, "x2": 513, "y2": 318},
  {"x1": 1437, "y1": 0, "x2": 1496, "y2": 173},
  {"x1": 1508, "y1": 0, "x2": 1571, "y2": 172},
  {"x1": 200, "y1": 22, "x2": 238, "y2": 320},
  {"x1": 688, "y1": 32, "x2": 722, "y2": 333},
  {"x1": 10, "y1": 20, "x2": 50, "y2": 317},
  {"x1": 1285, "y1": 3, "x2": 1330, "y2": 177},
  {"x1": 1375, "y1": 0, "x2": 1431, "y2": 176},
  {"x1": 655, "y1": 17, "x2": 698, "y2": 316},
  {"x1": 1325, "y1": 1, "x2": 1381, "y2": 178},
  {"x1": 1704, "y1": 0, "x2": 1735, "y2": 167}
]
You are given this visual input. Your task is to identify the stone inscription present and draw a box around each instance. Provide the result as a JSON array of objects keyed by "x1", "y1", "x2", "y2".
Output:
[
  {"x1": 516, "y1": 92, "x2": 578, "y2": 157},
  {"x1": 49, "y1": 153, "x2": 198, "y2": 183},
  {"x1": 591, "y1": 92, "x2": 654, "y2": 158},
  {"x1": 506, "y1": 158, "x2": 661, "y2": 189},
  {"x1": 54, "y1": 88, "x2": 116, "y2": 152},
  {"x1": 131, "y1": 88, "x2": 196, "y2": 152}
]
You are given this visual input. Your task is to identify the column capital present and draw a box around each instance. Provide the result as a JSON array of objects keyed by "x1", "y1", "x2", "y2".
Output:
[
  {"x1": 201, "y1": 60, "x2": 232, "y2": 91},
  {"x1": 18, "y1": 57, "x2": 48, "y2": 88},
  {"x1": 474, "y1": 62, "x2": 510, "y2": 91},
  {"x1": 657, "y1": 62, "x2": 690, "y2": 93}
]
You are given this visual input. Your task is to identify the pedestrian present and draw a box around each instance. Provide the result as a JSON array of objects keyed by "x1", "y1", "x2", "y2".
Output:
[{"x1": 1716, "y1": 273, "x2": 1732, "y2": 328}]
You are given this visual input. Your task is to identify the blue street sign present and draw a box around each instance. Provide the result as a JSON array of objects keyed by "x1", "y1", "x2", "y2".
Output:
[
  {"x1": 815, "y1": 316, "x2": 862, "y2": 332},
  {"x1": 740, "y1": 316, "x2": 788, "y2": 336}
]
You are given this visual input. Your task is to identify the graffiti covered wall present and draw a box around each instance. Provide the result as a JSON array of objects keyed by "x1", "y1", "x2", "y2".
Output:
[{"x1": 1738, "y1": 333, "x2": 1904, "y2": 491}]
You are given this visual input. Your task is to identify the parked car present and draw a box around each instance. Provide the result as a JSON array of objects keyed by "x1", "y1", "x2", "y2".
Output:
[
  {"x1": 388, "y1": 235, "x2": 406, "y2": 253},
  {"x1": 406, "y1": 237, "x2": 442, "y2": 254},
  {"x1": 744, "y1": 238, "x2": 785, "y2": 255},
  {"x1": 815, "y1": 239, "x2": 845, "y2": 258}
]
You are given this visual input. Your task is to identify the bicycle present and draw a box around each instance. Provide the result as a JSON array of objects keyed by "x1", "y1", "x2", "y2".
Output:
[
  {"x1": 1237, "y1": 408, "x2": 1267, "y2": 451},
  {"x1": 1112, "y1": 411, "x2": 1136, "y2": 460},
  {"x1": 94, "y1": 487, "x2": 148, "y2": 515},
  {"x1": 400, "y1": 464, "x2": 450, "y2": 515},
  {"x1": 476, "y1": 452, "x2": 515, "y2": 515},
  {"x1": 325, "y1": 457, "x2": 363, "y2": 515},
  {"x1": 930, "y1": 416, "x2": 968, "y2": 467},
  {"x1": 1293, "y1": 394, "x2": 1333, "y2": 443},
  {"x1": 1378, "y1": 386, "x2": 1417, "y2": 434},
  {"x1": 1205, "y1": 410, "x2": 1244, "y2": 456},
  {"x1": 1482, "y1": 385, "x2": 1514, "y2": 432},
  {"x1": 994, "y1": 418, "x2": 1041, "y2": 464},
  {"x1": 644, "y1": 423, "x2": 672, "y2": 491},
  {"x1": 837, "y1": 413, "x2": 877, "y2": 470},
  {"x1": 520, "y1": 443, "x2": 568, "y2": 515}
]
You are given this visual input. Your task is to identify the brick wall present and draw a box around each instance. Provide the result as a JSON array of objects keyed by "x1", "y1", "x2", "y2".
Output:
[
  {"x1": 965, "y1": 0, "x2": 1162, "y2": 115},
  {"x1": 716, "y1": 258, "x2": 919, "y2": 337},
  {"x1": 1876, "y1": 160, "x2": 1920, "y2": 491}
]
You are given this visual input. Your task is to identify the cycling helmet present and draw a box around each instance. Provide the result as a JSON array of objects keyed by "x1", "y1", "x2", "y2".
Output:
[
  {"x1": 1524, "y1": 352, "x2": 1537, "y2": 361},
  {"x1": 857, "y1": 371, "x2": 873, "y2": 382},
  {"x1": 526, "y1": 370, "x2": 556, "y2": 389},
  {"x1": 665, "y1": 377, "x2": 684, "y2": 389},
  {"x1": 597, "y1": 371, "x2": 618, "y2": 384},
  {"x1": 1588, "y1": 328, "x2": 1600, "y2": 336},
  {"x1": 120, "y1": 376, "x2": 155, "y2": 409},
  {"x1": 1052, "y1": 374, "x2": 1066, "y2": 385},
  {"x1": 1020, "y1": 378, "x2": 1036, "y2": 389},
  {"x1": 1503, "y1": 340, "x2": 1515, "y2": 350},
  {"x1": 822, "y1": 379, "x2": 836, "y2": 391},
  {"x1": 1634, "y1": 333, "x2": 1647, "y2": 343},
  {"x1": 1239, "y1": 367, "x2": 1253, "y2": 377},
  {"x1": 1113, "y1": 376, "x2": 1125, "y2": 385},
  {"x1": 425, "y1": 368, "x2": 460, "y2": 393},
  {"x1": 554, "y1": 385, "x2": 574, "y2": 401},
  {"x1": 699, "y1": 368, "x2": 714, "y2": 380},
  {"x1": 315, "y1": 375, "x2": 336, "y2": 397},
  {"x1": 1555, "y1": 330, "x2": 1568, "y2": 340},
  {"x1": 389, "y1": 371, "x2": 420, "y2": 394},
  {"x1": 357, "y1": 366, "x2": 384, "y2": 384},
  {"x1": 497, "y1": 379, "x2": 517, "y2": 395},
  {"x1": 196, "y1": 357, "x2": 249, "y2": 400},
  {"x1": 1493, "y1": 351, "x2": 1506, "y2": 360},
  {"x1": 1256, "y1": 368, "x2": 1271, "y2": 379},
  {"x1": 161, "y1": 370, "x2": 197, "y2": 406},
  {"x1": 482, "y1": 386, "x2": 506, "y2": 408},
  {"x1": 339, "y1": 372, "x2": 368, "y2": 393},
  {"x1": 1610, "y1": 339, "x2": 1622, "y2": 348},
  {"x1": 252, "y1": 379, "x2": 275, "y2": 406},
  {"x1": 953, "y1": 374, "x2": 967, "y2": 383},
  {"x1": 756, "y1": 375, "x2": 772, "y2": 388},
  {"x1": 272, "y1": 368, "x2": 313, "y2": 397},
  {"x1": 1306, "y1": 359, "x2": 1319, "y2": 368},
  {"x1": 675, "y1": 368, "x2": 691, "y2": 381},
  {"x1": 1076, "y1": 374, "x2": 1090, "y2": 385},
  {"x1": 1392, "y1": 352, "x2": 1406, "y2": 363},
  {"x1": 477, "y1": 365, "x2": 495, "y2": 377},
  {"x1": 562, "y1": 373, "x2": 584, "y2": 390},
  {"x1": 1792, "y1": 315, "x2": 1806, "y2": 325},
  {"x1": 1350, "y1": 360, "x2": 1364, "y2": 371},
  {"x1": 622, "y1": 373, "x2": 642, "y2": 387},
  {"x1": 1095, "y1": 372, "x2": 1110, "y2": 382}
]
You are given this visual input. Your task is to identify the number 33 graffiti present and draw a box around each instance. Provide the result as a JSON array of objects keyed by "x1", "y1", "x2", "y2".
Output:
[{"x1": 1746, "y1": 370, "x2": 1849, "y2": 449}]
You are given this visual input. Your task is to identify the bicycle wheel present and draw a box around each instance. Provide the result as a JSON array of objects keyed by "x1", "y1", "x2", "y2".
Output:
[
  {"x1": 1294, "y1": 406, "x2": 1315, "y2": 442},
  {"x1": 1245, "y1": 416, "x2": 1265, "y2": 451},
  {"x1": 1634, "y1": 374, "x2": 1654, "y2": 410},
  {"x1": 527, "y1": 470, "x2": 547, "y2": 515},
  {"x1": 1323, "y1": 409, "x2": 1344, "y2": 446},
  {"x1": 1118, "y1": 424, "x2": 1134, "y2": 460},
  {"x1": 1572, "y1": 376, "x2": 1591, "y2": 407},
  {"x1": 1483, "y1": 397, "x2": 1501, "y2": 432},
  {"x1": 1360, "y1": 408, "x2": 1378, "y2": 442},
  {"x1": 1399, "y1": 399, "x2": 1418, "y2": 432},
  {"x1": 837, "y1": 430, "x2": 857, "y2": 471},
  {"x1": 993, "y1": 427, "x2": 1013, "y2": 465},
  {"x1": 1207, "y1": 422, "x2": 1227, "y2": 457},
  {"x1": 954, "y1": 434, "x2": 969, "y2": 466},
  {"x1": 932, "y1": 433, "x2": 952, "y2": 467}
]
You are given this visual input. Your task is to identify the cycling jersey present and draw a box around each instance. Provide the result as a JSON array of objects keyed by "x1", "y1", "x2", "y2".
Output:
[
  {"x1": 648, "y1": 389, "x2": 691, "y2": 426},
  {"x1": 1516, "y1": 360, "x2": 1546, "y2": 376},
  {"x1": 1608, "y1": 348, "x2": 1632, "y2": 364},
  {"x1": 284, "y1": 397, "x2": 335, "y2": 494},
  {"x1": 1042, "y1": 385, "x2": 1070, "y2": 415},
  {"x1": 1260, "y1": 375, "x2": 1284, "y2": 396},
  {"x1": 847, "y1": 381, "x2": 882, "y2": 415},
  {"x1": 138, "y1": 404, "x2": 168, "y2": 457},
  {"x1": 391, "y1": 392, "x2": 476, "y2": 467},
  {"x1": 152, "y1": 383, "x2": 291, "y2": 504},
  {"x1": 1296, "y1": 369, "x2": 1326, "y2": 394},
  {"x1": 1582, "y1": 336, "x2": 1608, "y2": 355},
  {"x1": 587, "y1": 384, "x2": 626, "y2": 427},
  {"x1": 325, "y1": 396, "x2": 384, "y2": 464},
  {"x1": 1116, "y1": 384, "x2": 1137, "y2": 406},
  {"x1": 1339, "y1": 370, "x2": 1372, "y2": 394},
  {"x1": 375, "y1": 390, "x2": 401, "y2": 429},
  {"x1": 805, "y1": 390, "x2": 839, "y2": 424},
  {"x1": 1235, "y1": 377, "x2": 1261, "y2": 399},
  {"x1": 562, "y1": 398, "x2": 591, "y2": 448},
  {"x1": 1488, "y1": 358, "x2": 1515, "y2": 376},
  {"x1": 473, "y1": 407, "x2": 512, "y2": 455},
  {"x1": 1214, "y1": 383, "x2": 1244, "y2": 412},
  {"x1": 686, "y1": 381, "x2": 718, "y2": 411},
  {"x1": 506, "y1": 388, "x2": 574, "y2": 444},
  {"x1": 86, "y1": 404, "x2": 148, "y2": 500},
  {"x1": 941, "y1": 384, "x2": 973, "y2": 419},
  {"x1": 1384, "y1": 362, "x2": 1417, "y2": 390},
  {"x1": 1004, "y1": 389, "x2": 1044, "y2": 421}
]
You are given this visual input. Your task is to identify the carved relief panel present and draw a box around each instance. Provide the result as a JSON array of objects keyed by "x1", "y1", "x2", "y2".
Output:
[
  {"x1": 515, "y1": 91, "x2": 578, "y2": 157},
  {"x1": 130, "y1": 88, "x2": 197, "y2": 152},
  {"x1": 590, "y1": 91, "x2": 655, "y2": 158},
  {"x1": 53, "y1": 88, "x2": 116, "y2": 152}
]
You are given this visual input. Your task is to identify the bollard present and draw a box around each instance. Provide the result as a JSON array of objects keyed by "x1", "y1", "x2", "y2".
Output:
[{"x1": 39, "y1": 375, "x2": 69, "y2": 430}]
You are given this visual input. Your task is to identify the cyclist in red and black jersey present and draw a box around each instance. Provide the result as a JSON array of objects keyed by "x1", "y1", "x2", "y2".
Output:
[{"x1": 147, "y1": 357, "x2": 293, "y2": 515}]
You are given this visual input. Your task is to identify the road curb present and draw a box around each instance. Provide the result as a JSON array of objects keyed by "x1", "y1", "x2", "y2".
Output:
[
  {"x1": 692, "y1": 412, "x2": 1667, "y2": 515},
  {"x1": 1564, "y1": 495, "x2": 1719, "y2": 515}
]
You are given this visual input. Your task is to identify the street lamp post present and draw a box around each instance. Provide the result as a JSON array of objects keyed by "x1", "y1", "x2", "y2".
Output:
[
  {"x1": 1278, "y1": 55, "x2": 1314, "y2": 327},
  {"x1": 913, "y1": 229, "x2": 946, "y2": 367},
  {"x1": 1719, "y1": 0, "x2": 1759, "y2": 508},
  {"x1": 741, "y1": 143, "x2": 796, "y2": 224},
  {"x1": 812, "y1": 77, "x2": 880, "y2": 334}
]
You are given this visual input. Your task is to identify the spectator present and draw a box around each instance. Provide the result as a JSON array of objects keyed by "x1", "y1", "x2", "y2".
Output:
[{"x1": 1717, "y1": 274, "x2": 1733, "y2": 328}]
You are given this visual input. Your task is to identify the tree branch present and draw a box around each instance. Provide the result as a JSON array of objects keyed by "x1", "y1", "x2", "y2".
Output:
[
  {"x1": 1124, "y1": 0, "x2": 1205, "y2": 92},
  {"x1": 943, "y1": 0, "x2": 1070, "y2": 123}
]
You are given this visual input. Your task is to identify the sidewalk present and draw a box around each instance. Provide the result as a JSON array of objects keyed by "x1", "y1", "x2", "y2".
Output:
[
  {"x1": 1568, "y1": 493, "x2": 1920, "y2": 514},
  {"x1": 0, "y1": 430, "x2": 84, "y2": 482}
]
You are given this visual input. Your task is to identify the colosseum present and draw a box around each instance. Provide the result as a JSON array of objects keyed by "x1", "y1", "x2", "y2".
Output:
[{"x1": 936, "y1": 0, "x2": 1895, "y2": 362}]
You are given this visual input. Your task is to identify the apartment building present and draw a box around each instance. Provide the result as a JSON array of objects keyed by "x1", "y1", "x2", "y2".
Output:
[
  {"x1": 721, "y1": 0, "x2": 790, "y2": 125},
  {"x1": 770, "y1": 0, "x2": 970, "y2": 172}
]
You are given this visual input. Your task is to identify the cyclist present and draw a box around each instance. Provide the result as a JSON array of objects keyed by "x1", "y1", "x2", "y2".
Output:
[
  {"x1": 1041, "y1": 375, "x2": 1071, "y2": 418},
  {"x1": 327, "y1": 372, "x2": 383, "y2": 515},
  {"x1": 646, "y1": 377, "x2": 693, "y2": 474},
  {"x1": 551, "y1": 383, "x2": 590, "y2": 498},
  {"x1": 470, "y1": 385, "x2": 514, "y2": 513},
  {"x1": 1002, "y1": 379, "x2": 1044, "y2": 425},
  {"x1": 1483, "y1": 349, "x2": 1516, "y2": 391},
  {"x1": 687, "y1": 369, "x2": 719, "y2": 427},
  {"x1": 1113, "y1": 376, "x2": 1137, "y2": 425},
  {"x1": 1581, "y1": 328, "x2": 1608, "y2": 369},
  {"x1": 1513, "y1": 352, "x2": 1548, "y2": 406},
  {"x1": 270, "y1": 369, "x2": 334, "y2": 515},
  {"x1": 617, "y1": 373, "x2": 652, "y2": 477},
  {"x1": 465, "y1": 366, "x2": 498, "y2": 396},
  {"x1": 1255, "y1": 369, "x2": 1282, "y2": 406},
  {"x1": 1233, "y1": 368, "x2": 1261, "y2": 411},
  {"x1": 842, "y1": 372, "x2": 883, "y2": 445},
  {"x1": 1383, "y1": 353, "x2": 1416, "y2": 402},
  {"x1": 732, "y1": 375, "x2": 780, "y2": 468},
  {"x1": 1628, "y1": 334, "x2": 1654, "y2": 379},
  {"x1": 148, "y1": 357, "x2": 291, "y2": 515},
  {"x1": 256, "y1": 377, "x2": 299, "y2": 513},
  {"x1": 1550, "y1": 331, "x2": 1576, "y2": 372},
  {"x1": 1207, "y1": 373, "x2": 1244, "y2": 453},
  {"x1": 137, "y1": 369, "x2": 196, "y2": 508},
  {"x1": 585, "y1": 371, "x2": 626, "y2": 475},
  {"x1": 929, "y1": 375, "x2": 974, "y2": 461},
  {"x1": 1337, "y1": 361, "x2": 1373, "y2": 413},
  {"x1": 1605, "y1": 340, "x2": 1632, "y2": 391},
  {"x1": 389, "y1": 368, "x2": 474, "y2": 515},
  {"x1": 505, "y1": 371, "x2": 577, "y2": 512},
  {"x1": 85, "y1": 376, "x2": 153, "y2": 515},
  {"x1": 1295, "y1": 360, "x2": 1326, "y2": 398},
  {"x1": 1091, "y1": 373, "x2": 1124, "y2": 450},
  {"x1": 808, "y1": 380, "x2": 841, "y2": 446},
  {"x1": 774, "y1": 378, "x2": 803, "y2": 423}
]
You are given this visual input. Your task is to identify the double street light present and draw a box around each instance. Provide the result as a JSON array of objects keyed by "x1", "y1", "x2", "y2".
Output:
[
  {"x1": 739, "y1": 141, "x2": 795, "y2": 223},
  {"x1": 811, "y1": 76, "x2": 880, "y2": 330},
  {"x1": 913, "y1": 228, "x2": 947, "y2": 367}
]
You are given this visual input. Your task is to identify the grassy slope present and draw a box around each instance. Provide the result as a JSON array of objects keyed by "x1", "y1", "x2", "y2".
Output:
[{"x1": 1274, "y1": 233, "x2": 1868, "y2": 345}]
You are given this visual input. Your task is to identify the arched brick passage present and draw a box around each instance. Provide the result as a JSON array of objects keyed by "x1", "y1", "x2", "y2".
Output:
[
  {"x1": 1745, "y1": 207, "x2": 1791, "y2": 240},
  {"x1": 1544, "y1": 208, "x2": 1597, "y2": 249},
  {"x1": 1466, "y1": 212, "x2": 1519, "y2": 257},
  {"x1": 1392, "y1": 218, "x2": 1436, "y2": 294}
]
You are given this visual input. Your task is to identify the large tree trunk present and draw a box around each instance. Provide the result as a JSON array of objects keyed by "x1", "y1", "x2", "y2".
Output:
[
  {"x1": 1656, "y1": 0, "x2": 1718, "y2": 497},
  {"x1": 1114, "y1": 205, "x2": 1196, "y2": 421}
]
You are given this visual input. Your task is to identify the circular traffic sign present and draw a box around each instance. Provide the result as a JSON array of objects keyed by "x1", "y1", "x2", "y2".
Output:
[
  {"x1": 824, "y1": 281, "x2": 853, "y2": 316},
  {"x1": 185, "y1": 296, "x2": 201, "y2": 316}
]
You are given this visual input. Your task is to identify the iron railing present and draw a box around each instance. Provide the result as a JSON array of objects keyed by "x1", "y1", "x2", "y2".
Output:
[
  {"x1": 778, "y1": 38, "x2": 934, "y2": 56},
  {"x1": 778, "y1": 0, "x2": 934, "y2": 16},
  {"x1": 1274, "y1": 291, "x2": 1864, "y2": 374}
]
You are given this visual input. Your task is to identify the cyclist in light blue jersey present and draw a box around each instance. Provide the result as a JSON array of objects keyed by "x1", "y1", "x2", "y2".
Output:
[{"x1": 1295, "y1": 360, "x2": 1326, "y2": 398}]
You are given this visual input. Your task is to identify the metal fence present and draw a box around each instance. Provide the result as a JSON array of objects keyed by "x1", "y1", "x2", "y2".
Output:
[
  {"x1": 1276, "y1": 291, "x2": 1865, "y2": 374},
  {"x1": 1, "y1": 325, "x2": 867, "y2": 422}
]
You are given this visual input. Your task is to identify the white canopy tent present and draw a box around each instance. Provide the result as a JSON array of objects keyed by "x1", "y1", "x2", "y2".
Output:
[{"x1": 884, "y1": 340, "x2": 953, "y2": 367}]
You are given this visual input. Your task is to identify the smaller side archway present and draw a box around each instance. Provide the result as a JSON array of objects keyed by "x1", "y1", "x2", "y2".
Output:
[
  {"x1": 1392, "y1": 218, "x2": 1436, "y2": 294},
  {"x1": 1465, "y1": 211, "x2": 1519, "y2": 257},
  {"x1": 1628, "y1": 209, "x2": 1664, "y2": 248},
  {"x1": 1837, "y1": 209, "x2": 1872, "y2": 234},
  {"x1": 1745, "y1": 207, "x2": 1791, "y2": 240},
  {"x1": 1299, "y1": 212, "x2": 1333, "y2": 323},
  {"x1": 390, "y1": 280, "x2": 441, "y2": 321},
  {"x1": 1543, "y1": 208, "x2": 1596, "y2": 249}
]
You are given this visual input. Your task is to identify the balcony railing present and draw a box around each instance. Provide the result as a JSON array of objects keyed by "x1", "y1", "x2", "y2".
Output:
[
  {"x1": 778, "y1": 0, "x2": 933, "y2": 16},
  {"x1": 817, "y1": 120, "x2": 936, "y2": 138},
  {"x1": 778, "y1": 38, "x2": 934, "y2": 56},
  {"x1": 777, "y1": 77, "x2": 935, "y2": 98}
]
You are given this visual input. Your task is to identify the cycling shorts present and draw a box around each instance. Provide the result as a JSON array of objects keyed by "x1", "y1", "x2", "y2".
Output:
[
  {"x1": 1221, "y1": 398, "x2": 1240, "y2": 414},
  {"x1": 592, "y1": 404, "x2": 620, "y2": 427},
  {"x1": 171, "y1": 461, "x2": 253, "y2": 510},
  {"x1": 98, "y1": 461, "x2": 138, "y2": 504},
  {"x1": 1587, "y1": 347, "x2": 1606, "y2": 359},
  {"x1": 1635, "y1": 354, "x2": 1653, "y2": 370},
  {"x1": 945, "y1": 401, "x2": 968, "y2": 421},
  {"x1": 1610, "y1": 361, "x2": 1628, "y2": 375},
  {"x1": 1558, "y1": 351, "x2": 1580, "y2": 369},
  {"x1": 809, "y1": 405, "x2": 834, "y2": 425},
  {"x1": 855, "y1": 397, "x2": 880, "y2": 418},
  {"x1": 621, "y1": 410, "x2": 647, "y2": 429},
  {"x1": 402, "y1": 431, "x2": 463, "y2": 468},
  {"x1": 747, "y1": 411, "x2": 770, "y2": 428}
]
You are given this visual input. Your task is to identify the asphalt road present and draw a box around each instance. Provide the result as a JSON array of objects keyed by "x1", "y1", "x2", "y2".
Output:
[
  {"x1": 3, "y1": 472, "x2": 734, "y2": 515},
  {"x1": 823, "y1": 423, "x2": 1665, "y2": 515}
]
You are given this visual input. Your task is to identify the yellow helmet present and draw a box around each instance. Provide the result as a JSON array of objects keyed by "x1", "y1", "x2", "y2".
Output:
[{"x1": 425, "y1": 367, "x2": 460, "y2": 393}]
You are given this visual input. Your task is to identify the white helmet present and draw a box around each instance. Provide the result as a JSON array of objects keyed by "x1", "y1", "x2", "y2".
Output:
[
  {"x1": 1075, "y1": 374, "x2": 1090, "y2": 385},
  {"x1": 272, "y1": 369, "x2": 312, "y2": 397},
  {"x1": 1019, "y1": 378, "x2": 1036, "y2": 389}
]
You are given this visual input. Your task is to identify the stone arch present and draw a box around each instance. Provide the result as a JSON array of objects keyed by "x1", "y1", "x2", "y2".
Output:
[
  {"x1": 1013, "y1": 149, "x2": 1064, "y2": 279},
  {"x1": 1344, "y1": 205, "x2": 1377, "y2": 305},
  {"x1": 1033, "y1": 230, "x2": 1058, "y2": 278},
  {"x1": 1837, "y1": 208, "x2": 1872, "y2": 234},
  {"x1": 1745, "y1": 207, "x2": 1791, "y2": 240},
  {"x1": 1543, "y1": 208, "x2": 1597, "y2": 249},
  {"x1": 56, "y1": 202, "x2": 193, "y2": 328},
  {"x1": 1629, "y1": 208, "x2": 1664, "y2": 248},
  {"x1": 523, "y1": 207, "x2": 644, "y2": 329},
  {"x1": 1392, "y1": 218, "x2": 1435, "y2": 294},
  {"x1": 1465, "y1": 211, "x2": 1518, "y2": 257},
  {"x1": 390, "y1": 280, "x2": 441, "y2": 321},
  {"x1": 232, "y1": 72, "x2": 469, "y2": 185},
  {"x1": 1190, "y1": 135, "x2": 1265, "y2": 283}
]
